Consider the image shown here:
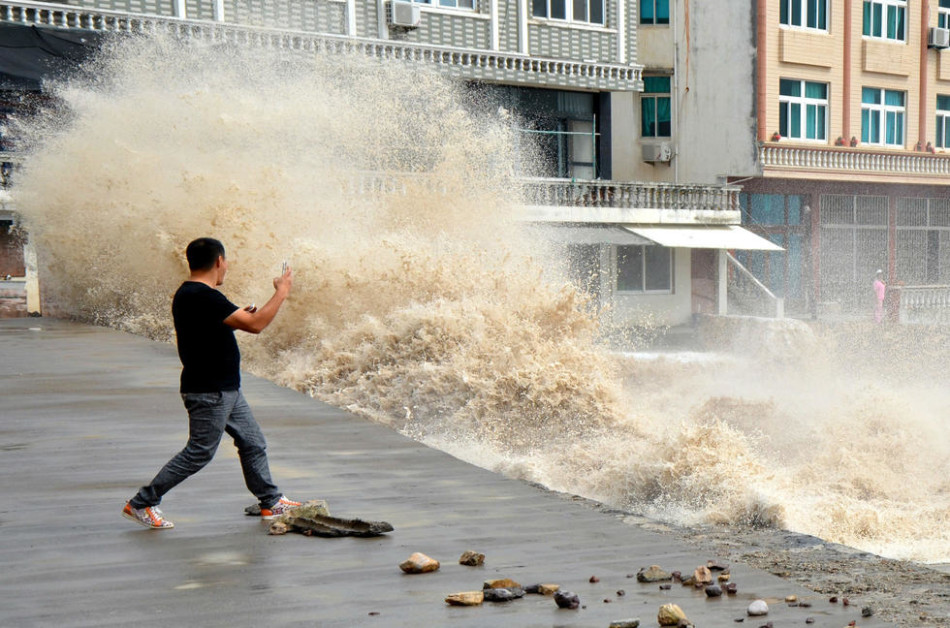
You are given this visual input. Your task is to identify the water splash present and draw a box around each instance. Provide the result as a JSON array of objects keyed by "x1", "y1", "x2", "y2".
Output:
[{"x1": 12, "y1": 35, "x2": 950, "y2": 563}]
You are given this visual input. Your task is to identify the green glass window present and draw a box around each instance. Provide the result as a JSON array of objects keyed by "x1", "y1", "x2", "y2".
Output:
[
  {"x1": 640, "y1": 0, "x2": 669, "y2": 25},
  {"x1": 641, "y1": 76, "x2": 672, "y2": 138}
]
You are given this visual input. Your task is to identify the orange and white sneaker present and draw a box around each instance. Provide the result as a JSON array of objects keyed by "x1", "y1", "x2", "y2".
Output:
[
  {"x1": 122, "y1": 502, "x2": 174, "y2": 529},
  {"x1": 260, "y1": 496, "x2": 301, "y2": 520}
]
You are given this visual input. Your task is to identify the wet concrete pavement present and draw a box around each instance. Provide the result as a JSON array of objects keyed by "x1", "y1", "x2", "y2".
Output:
[{"x1": 0, "y1": 318, "x2": 891, "y2": 627}]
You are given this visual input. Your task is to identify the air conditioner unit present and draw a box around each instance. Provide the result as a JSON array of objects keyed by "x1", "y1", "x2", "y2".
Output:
[
  {"x1": 390, "y1": 1, "x2": 422, "y2": 28},
  {"x1": 642, "y1": 142, "x2": 673, "y2": 163},
  {"x1": 929, "y1": 26, "x2": 950, "y2": 49}
]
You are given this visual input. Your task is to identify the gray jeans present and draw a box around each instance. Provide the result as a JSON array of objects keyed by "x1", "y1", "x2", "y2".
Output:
[{"x1": 129, "y1": 389, "x2": 281, "y2": 510}]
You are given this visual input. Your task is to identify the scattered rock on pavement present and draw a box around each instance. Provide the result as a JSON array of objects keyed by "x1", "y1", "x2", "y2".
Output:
[
  {"x1": 554, "y1": 590, "x2": 580, "y2": 609},
  {"x1": 725, "y1": 583, "x2": 738, "y2": 594},
  {"x1": 705, "y1": 584, "x2": 723, "y2": 597},
  {"x1": 658, "y1": 603, "x2": 688, "y2": 626},
  {"x1": 267, "y1": 521, "x2": 289, "y2": 535},
  {"x1": 707, "y1": 560, "x2": 729, "y2": 571},
  {"x1": 785, "y1": 594, "x2": 797, "y2": 603},
  {"x1": 458, "y1": 550, "x2": 484, "y2": 566},
  {"x1": 483, "y1": 588, "x2": 520, "y2": 602},
  {"x1": 609, "y1": 620, "x2": 640, "y2": 628},
  {"x1": 693, "y1": 566, "x2": 713, "y2": 585},
  {"x1": 484, "y1": 578, "x2": 520, "y2": 590},
  {"x1": 399, "y1": 552, "x2": 440, "y2": 574},
  {"x1": 538, "y1": 584, "x2": 560, "y2": 595},
  {"x1": 590, "y1": 575, "x2": 600, "y2": 583},
  {"x1": 862, "y1": 606, "x2": 874, "y2": 617},
  {"x1": 747, "y1": 599, "x2": 769, "y2": 616},
  {"x1": 445, "y1": 591, "x2": 483, "y2": 606},
  {"x1": 637, "y1": 565, "x2": 672, "y2": 582}
]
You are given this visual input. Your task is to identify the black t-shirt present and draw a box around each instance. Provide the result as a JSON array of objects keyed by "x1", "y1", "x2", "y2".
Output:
[{"x1": 172, "y1": 281, "x2": 241, "y2": 393}]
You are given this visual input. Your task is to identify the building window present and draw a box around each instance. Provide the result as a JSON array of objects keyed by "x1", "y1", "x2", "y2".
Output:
[
  {"x1": 862, "y1": 0, "x2": 906, "y2": 41},
  {"x1": 616, "y1": 245, "x2": 672, "y2": 293},
  {"x1": 640, "y1": 0, "x2": 669, "y2": 25},
  {"x1": 641, "y1": 76, "x2": 671, "y2": 138},
  {"x1": 780, "y1": 0, "x2": 828, "y2": 30},
  {"x1": 533, "y1": 0, "x2": 605, "y2": 25},
  {"x1": 896, "y1": 198, "x2": 950, "y2": 285},
  {"x1": 938, "y1": 96, "x2": 950, "y2": 148},
  {"x1": 779, "y1": 79, "x2": 828, "y2": 141},
  {"x1": 410, "y1": 0, "x2": 476, "y2": 8},
  {"x1": 940, "y1": 0, "x2": 950, "y2": 29},
  {"x1": 861, "y1": 87, "x2": 904, "y2": 147}
]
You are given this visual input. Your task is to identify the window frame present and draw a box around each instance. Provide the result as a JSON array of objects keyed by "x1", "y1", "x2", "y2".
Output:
[
  {"x1": 862, "y1": 0, "x2": 907, "y2": 42},
  {"x1": 532, "y1": 0, "x2": 606, "y2": 26},
  {"x1": 861, "y1": 87, "x2": 905, "y2": 148},
  {"x1": 615, "y1": 245, "x2": 673, "y2": 294},
  {"x1": 937, "y1": 95, "x2": 950, "y2": 149},
  {"x1": 778, "y1": 78, "x2": 829, "y2": 142},
  {"x1": 409, "y1": 0, "x2": 477, "y2": 9},
  {"x1": 640, "y1": 0, "x2": 669, "y2": 25},
  {"x1": 641, "y1": 75, "x2": 672, "y2": 138},
  {"x1": 940, "y1": 0, "x2": 950, "y2": 29},
  {"x1": 780, "y1": 0, "x2": 828, "y2": 31}
]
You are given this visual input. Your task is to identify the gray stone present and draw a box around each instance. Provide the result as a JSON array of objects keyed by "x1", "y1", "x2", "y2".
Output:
[
  {"x1": 705, "y1": 584, "x2": 722, "y2": 597},
  {"x1": 609, "y1": 620, "x2": 640, "y2": 628},
  {"x1": 554, "y1": 590, "x2": 580, "y2": 609},
  {"x1": 458, "y1": 550, "x2": 484, "y2": 566}
]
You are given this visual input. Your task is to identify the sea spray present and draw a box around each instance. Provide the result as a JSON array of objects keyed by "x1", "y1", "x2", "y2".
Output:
[{"x1": 11, "y1": 34, "x2": 950, "y2": 564}]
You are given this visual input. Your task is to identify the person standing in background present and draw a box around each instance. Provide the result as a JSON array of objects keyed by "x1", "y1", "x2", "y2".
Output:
[{"x1": 873, "y1": 269, "x2": 886, "y2": 324}]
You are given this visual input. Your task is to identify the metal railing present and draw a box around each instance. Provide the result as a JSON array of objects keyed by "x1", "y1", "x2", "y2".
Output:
[
  {"x1": 760, "y1": 143, "x2": 950, "y2": 177},
  {"x1": 725, "y1": 251, "x2": 784, "y2": 318}
]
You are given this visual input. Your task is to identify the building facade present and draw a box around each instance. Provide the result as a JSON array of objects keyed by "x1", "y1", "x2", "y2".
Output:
[
  {"x1": 642, "y1": 0, "x2": 950, "y2": 320},
  {"x1": 0, "y1": 0, "x2": 782, "y2": 328}
]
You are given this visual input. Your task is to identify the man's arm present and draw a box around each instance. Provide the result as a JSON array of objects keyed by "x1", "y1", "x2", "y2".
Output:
[{"x1": 224, "y1": 267, "x2": 293, "y2": 334}]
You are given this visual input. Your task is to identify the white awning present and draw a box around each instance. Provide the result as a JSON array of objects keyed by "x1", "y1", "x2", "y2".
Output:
[
  {"x1": 622, "y1": 225, "x2": 784, "y2": 251},
  {"x1": 531, "y1": 224, "x2": 653, "y2": 246}
]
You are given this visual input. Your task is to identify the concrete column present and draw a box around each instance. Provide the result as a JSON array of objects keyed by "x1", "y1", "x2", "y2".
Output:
[
  {"x1": 617, "y1": 0, "x2": 626, "y2": 64},
  {"x1": 347, "y1": 0, "x2": 357, "y2": 37},
  {"x1": 23, "y1": 237, "x2": 40, "y2": 315},
  {"x1": 490, "y1": 0, "x2": 499, "y2": 50},
  {"x1": 717, "y1": 249, "x2": 727, "y2": 315},
  {"x1": 377, "y1": 0, "x2": 388, "y2": 39},
  {"x1": 519, "y1": 0, "x2": 529, "y2": 55},
  {"x1": 173, "y1": 0, "x2": 186, "y2": 19},
  {"x1": 213, "y1": 0, "x2": 224, "y2": 21}
]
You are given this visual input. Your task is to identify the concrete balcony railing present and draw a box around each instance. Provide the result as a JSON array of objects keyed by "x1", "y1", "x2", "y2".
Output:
[
  {"x1": 897, "y1": 285, "x2": 950, "y2": 324},
  {"x1": 760, "y1": 143, "x2": 950, "y2": 182},
  {"x1": 0, "y1": 1, "x2": 642, "y2": 91},
  {"x1": 519, "y1": 177, "x2": 741, "y2": 224},
  {"x1": 0, "y1": 157, "x2": 740, "y2": 221}
]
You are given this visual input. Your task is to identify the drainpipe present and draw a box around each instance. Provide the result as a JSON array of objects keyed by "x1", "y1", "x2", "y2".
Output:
[
  {"x1": 672, "y1": 0, "x2": 679, "y2": 183},
  {"x1": 843, "y1": 0, "x2": 852, "y2": 139},
  {"x1": 618, "y1": 0, "x2": 626, "y2": 64},
  {"x1": 920, "y1": 0, "x2": 930, "y2": 146},
  {"x1": 756, "y1": 0, "x2": 768, "y2": 142}
]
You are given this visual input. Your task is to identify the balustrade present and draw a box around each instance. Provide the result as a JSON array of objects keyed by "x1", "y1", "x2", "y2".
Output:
[{"x1": 760, "y1": 144, "x2": 950, "y2": 177}]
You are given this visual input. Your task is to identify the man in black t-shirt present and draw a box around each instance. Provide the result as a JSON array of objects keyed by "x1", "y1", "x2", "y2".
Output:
[{"x1": 122, "y1": 237, "x2": 300, "y2": 529}]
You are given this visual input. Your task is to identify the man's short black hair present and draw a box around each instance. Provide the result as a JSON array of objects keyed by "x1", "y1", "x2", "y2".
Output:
[{"x1": 185, "y1": 238, "x2": 226, "y2": 271}]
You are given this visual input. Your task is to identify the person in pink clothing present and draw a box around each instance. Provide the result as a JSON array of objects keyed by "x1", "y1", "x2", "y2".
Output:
[{"x1": 873, "y1": 269, "x2": 886, "y2": 324}]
